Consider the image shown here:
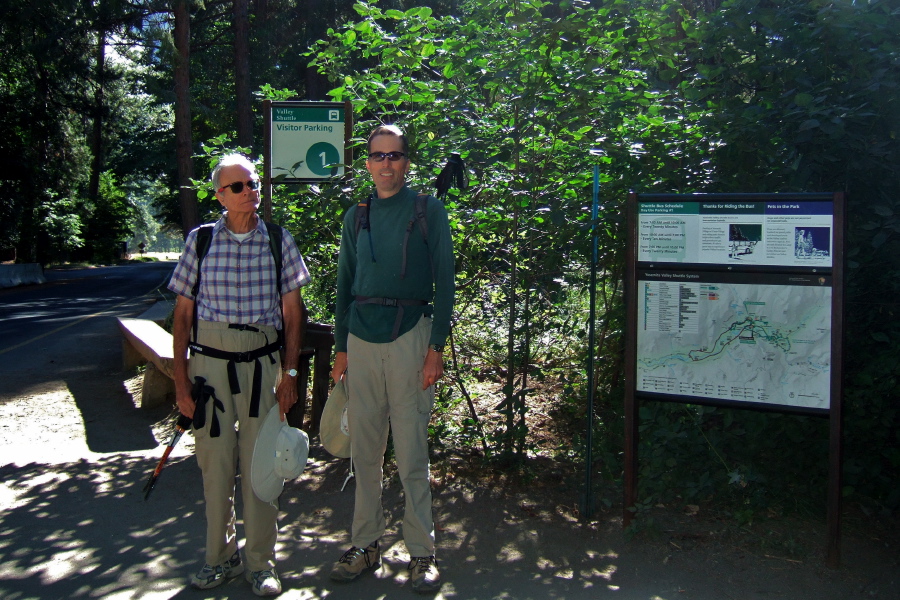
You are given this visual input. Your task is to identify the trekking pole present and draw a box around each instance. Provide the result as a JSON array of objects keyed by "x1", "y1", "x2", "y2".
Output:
[{"x1": 143, "y1": 414, "x2": 192, "y2": 500}]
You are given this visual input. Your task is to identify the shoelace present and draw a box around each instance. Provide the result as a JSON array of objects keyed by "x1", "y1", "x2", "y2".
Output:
[
  {"x1": 200, "y1": 563, "x2": 224, "y2": 573},
  {"x1": 339, "y1": 545, "x2": 375, "y2": 566},
  {"x1": 409, "y1": 556, "x2": 437, "y2": 573},
  {"x1": 253, "y1": 569, "x2": 276, "y2": 581}
]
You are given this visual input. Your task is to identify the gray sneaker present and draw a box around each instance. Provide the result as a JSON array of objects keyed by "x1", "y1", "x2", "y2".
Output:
[
  {"x1": 329, "y1": 542, "x2": 380, "y2": 581},
  {"x1": 190, "y1": 549, "x2": 244, "y2": 589},
  {"x1": 247, "y1": 568, "x2": 282, "y2": 597},
  {"x1": 408, "y1": 555, "x2": 441, "y2": 593}
]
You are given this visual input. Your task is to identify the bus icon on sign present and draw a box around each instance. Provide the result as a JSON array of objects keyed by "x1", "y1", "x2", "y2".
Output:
[{"x1": 329, "y1": 110, "x2": 339, "y2": 121}]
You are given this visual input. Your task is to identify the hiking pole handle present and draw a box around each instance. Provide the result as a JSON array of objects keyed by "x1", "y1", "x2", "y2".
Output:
[{"x1": 143, "y1": 413, "x2": 193, "y2": 500}]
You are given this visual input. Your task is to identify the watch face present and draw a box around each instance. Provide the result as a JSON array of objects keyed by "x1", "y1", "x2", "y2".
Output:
[{"x1": 286, "y1": 369, "x2": 298, "y2": 377}]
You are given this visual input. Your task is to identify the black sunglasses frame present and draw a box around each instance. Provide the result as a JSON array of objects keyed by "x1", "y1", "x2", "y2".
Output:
[
  {"x1": 367, "y1": 151, "x2": 407, "y2": 162},
  {"x1": 218, "y1": 179, "x2": 261, "y2": 194}
]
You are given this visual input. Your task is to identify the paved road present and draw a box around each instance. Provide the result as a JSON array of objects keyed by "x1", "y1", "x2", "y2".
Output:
[{"x1": 0, "y1": 262, "x2": 176, "y2": 356}]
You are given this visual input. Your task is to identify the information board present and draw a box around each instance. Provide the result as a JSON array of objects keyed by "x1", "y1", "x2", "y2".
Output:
[
  {"x1": 638, "y1": 200, "x2": 833, "y2": 268},
  {"x1": 631, "y1": 195, "x2": 837, "y2": 413},
  {"x1": 636, "y1": 271, "x2": 832, "y2": 410},
  {"x1": 269, "y1": 101, "x2": 347, "y2": 182},
  {"x1": 623, "y1": 192, "x2": 845, "y2": 566}
]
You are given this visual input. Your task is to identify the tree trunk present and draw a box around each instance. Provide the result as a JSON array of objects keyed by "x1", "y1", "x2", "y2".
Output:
[
  {"x1": 89, "y1": 30, "x2": 105, "y2": 203},
  {"x1": 302, "y1": 0, "x2": 328, "y2": 99},
  {"x1": 234, "y1": 0, "x2": 253, "y2": 148},
  {"x1": 174, "y1": 0, "x2": 199, "y2": 237}
]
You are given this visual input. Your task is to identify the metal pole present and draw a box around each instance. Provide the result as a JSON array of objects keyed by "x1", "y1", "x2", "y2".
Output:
[
  {"x1": 262, "y1": 100, "x2": 273, "y2": 223},
  {"x1": 826, "y1": 191, "x2": 846, "y2": 569},
  {"x1": 583, "y1": 165, "x2": 599, "y2": 518}
]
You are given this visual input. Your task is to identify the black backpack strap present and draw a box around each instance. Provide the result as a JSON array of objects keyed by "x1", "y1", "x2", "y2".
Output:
[
  {"x1": 414, "y1": 194, "x2": 429, "y2": 244},
  {"x1": 400, "y1": 194, "x2": 433, "y2": 279},
  {"x1": 355, "y1": 191, "x2": 430, "y2": 277},
  {"x1": 264, "y1": 221, "x2": 283, "y2": 297},
  {"x1": 355, "y1": 296, "x2": 430, "y2": 340},
  {"x1": 191, "y1": 224, "x2": 215, "y2": 343},
  {"x1": 191, "y1": 224, "x2": 214, "y2": 298},
  {"x1": 264, "y1": 221, "x2": 285, "y2": 344},
  {"x1": 190, "y1": 221, "x2": 284, "y2": 344},
  {"x1": 355, "y1": 193, "x2": 376, "y2": 263}
]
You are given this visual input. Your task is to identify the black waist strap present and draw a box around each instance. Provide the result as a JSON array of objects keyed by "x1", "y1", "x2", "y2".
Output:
[
  {"x1": 355, "y1": 296, "x2": 429, "y2": 340},
  {"x1": 189, "y1": 340, "x2": 281, "y2": 418},
  {"x1": 191, "y1": 376, "x2": 224, "y2": 437},
  {"x1": 188, "y1": 340, "x2": 281, "y2": 363}
]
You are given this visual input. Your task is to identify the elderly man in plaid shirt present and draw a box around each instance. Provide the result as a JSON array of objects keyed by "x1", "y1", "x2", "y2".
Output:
[{"x1": 168, "y1": 153, "x2": 310, "y2": 597}]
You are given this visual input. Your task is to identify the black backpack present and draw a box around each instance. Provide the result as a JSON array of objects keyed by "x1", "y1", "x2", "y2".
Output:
[
  {"x1": 355, "y1": 193, "x2": 431, "y2": 278},
  {"x1": 189, "y1": 221, "x2": 284, "y2": 340}
]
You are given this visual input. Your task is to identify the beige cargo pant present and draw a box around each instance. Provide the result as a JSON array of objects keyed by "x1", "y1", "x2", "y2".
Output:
[
  {"x1": 190, "y1": 320, "x2": 281, "y2": 571},
  {"x1": 346, "y1": 315, "x2": 436, "y2": 557}
]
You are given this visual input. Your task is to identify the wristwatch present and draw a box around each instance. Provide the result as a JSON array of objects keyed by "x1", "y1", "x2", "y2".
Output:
[
  {"x1": 429, "y1": 344, "x2": 445, "y2": 353},
  {"x1": 284, "y1": 368, "x2": 298, "y2": 377}
]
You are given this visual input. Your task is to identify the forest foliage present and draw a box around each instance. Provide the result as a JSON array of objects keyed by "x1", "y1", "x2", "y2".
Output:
[{"x1": 1, "y1": 0, "x2": 897, "y2": 514}]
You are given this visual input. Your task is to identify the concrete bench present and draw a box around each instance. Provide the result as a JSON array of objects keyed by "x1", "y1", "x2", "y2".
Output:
[
  {"x1": 117, "y1": 317, "x2": 176, "y2": 409},
  {"x1": 137, "y1": 299, "x2": 174, "y2": 326}
]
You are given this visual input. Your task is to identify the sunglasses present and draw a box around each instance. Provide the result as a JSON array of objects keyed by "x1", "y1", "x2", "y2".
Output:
[
  {"x1": 217, "y1": 179, "x2": 261, "y2": 194},
  {"x1": 368, "y1": 151, "x2": 407, "y2": 162}
]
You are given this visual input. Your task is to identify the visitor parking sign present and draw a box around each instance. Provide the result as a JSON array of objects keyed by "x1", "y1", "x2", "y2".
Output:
[{"x1": 269, "y1": 101, "x2": 348, "y2": 182}]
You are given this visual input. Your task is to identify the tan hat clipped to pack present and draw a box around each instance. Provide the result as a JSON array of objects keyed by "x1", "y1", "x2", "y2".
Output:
[
  {"x1": 251, "y1": 405, "x2": 310, "y2": 505},
  {"x1": 320, "y1": 379, "x2": 351, "y2": 458}
]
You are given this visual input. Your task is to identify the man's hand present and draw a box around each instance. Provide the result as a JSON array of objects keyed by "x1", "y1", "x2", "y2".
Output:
[
  {"x1": 332, "y1": 351, "x2": 348, "y2": 384},
  {"x1": 275, "y1": 372, "x2": 298, "y2": 422},
  {"x1": 175, "y1": 377, "x2": 196, "y2": 419},
  {"x1": 422, "y1": 349, "x2": 444, "y2": 389}
]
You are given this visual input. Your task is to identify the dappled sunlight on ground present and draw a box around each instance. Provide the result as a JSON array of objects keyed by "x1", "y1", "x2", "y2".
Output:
[
  {"x1": 0, "y1": 384, "x2": 92, "y2": 462},
  {"x1": 0, "y1": 453, "x2": 202, "y2": 600}
]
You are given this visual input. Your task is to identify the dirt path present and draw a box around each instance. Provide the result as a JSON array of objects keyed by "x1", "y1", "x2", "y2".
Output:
[{"x1": 0, "y1": 289, "x2": 897, "y2": 599}]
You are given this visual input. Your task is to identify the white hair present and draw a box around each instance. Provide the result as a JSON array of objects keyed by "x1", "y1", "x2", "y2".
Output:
[{"x1": 211, "y1": 154, "x2": 257, "y2": 190}]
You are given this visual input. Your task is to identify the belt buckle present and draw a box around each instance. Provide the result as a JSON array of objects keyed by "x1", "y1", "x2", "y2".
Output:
[
  {"x1": 383, "y1": 298, "x2": 398, "y2": 307},
  {"x1": 236, "y1": 351, "x2": 252, "y2": 362}
]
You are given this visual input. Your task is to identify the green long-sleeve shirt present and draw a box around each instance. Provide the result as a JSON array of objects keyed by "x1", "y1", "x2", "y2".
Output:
[{"x1": 334, "y1": 185, "x2": 455, "y2": 352}]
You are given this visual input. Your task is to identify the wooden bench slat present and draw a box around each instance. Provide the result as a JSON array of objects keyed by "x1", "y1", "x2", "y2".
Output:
[
  {"x1": 116, "y1": 317, "x2": 176, "y2": 379},
  {"x1": 137, "y1": 300, "x2": 175, "y2": 326}
]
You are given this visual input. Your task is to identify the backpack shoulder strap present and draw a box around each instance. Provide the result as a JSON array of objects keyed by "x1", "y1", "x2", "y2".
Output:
[
  {"x1": 414, "y1": 194, "x2": 429, "y2": 244},
  {"x1": 191, "y1": 223, "x2": 215, "y2": 299},
  {"x1": 400, "y1": 194, "x2": 434, "y2": 279},
  {"x1": 190, "y1": 223, "x2": 215, "y2": 342},
  {"x1": 189, "y1": 222, "x2": 284, "y2": 340},
  {"x1": 264, "y1": 221, "x2": 283, "y2": 297},
  {"x1": 355, "y1": 194, "x2": 371, "y2": 235},
  {"x1": 355, "y1": 193, "x2": 377, "y2": 263}
]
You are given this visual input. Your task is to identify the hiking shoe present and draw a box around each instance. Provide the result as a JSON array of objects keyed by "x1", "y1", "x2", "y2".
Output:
[
  {"x1": 247, "y1": 568, "x2": 282, "y2": 597},
  {"x1": 190, "y1": 549, "x2": 244, "y2": 589},
  {"x1": 408, "y1": 555, "x2": 441, "y2": 593},
  {"x1": 329, "y1": 542, "x2": 380, "y2": 581}
]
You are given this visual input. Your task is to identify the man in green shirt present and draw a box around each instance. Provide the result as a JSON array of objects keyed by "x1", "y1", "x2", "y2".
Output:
[{"x1": 330, "y1": 125, "x2": 455, "y2": 593}]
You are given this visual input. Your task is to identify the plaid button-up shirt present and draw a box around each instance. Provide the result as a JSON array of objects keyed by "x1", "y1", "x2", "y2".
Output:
[{"x1": 168, "y1": 217, "x2": 310, "y2": 329}]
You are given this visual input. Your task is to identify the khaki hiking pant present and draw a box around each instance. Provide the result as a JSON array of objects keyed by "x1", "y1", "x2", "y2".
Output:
[
  {"x1": 346, "y1": 315, "x2": 436, "y2": 557},
  {"x1": 190, "y1": 320, "x2": 281, "y2": 572}
]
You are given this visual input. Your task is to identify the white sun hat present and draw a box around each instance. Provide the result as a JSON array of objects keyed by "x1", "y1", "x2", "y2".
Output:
[
  {"x1": 251, "y1": 404, "x2": 310, "y2": 505},
  {"x1": 319, "y1": 379, "x2": 351, "y2": 458}
]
